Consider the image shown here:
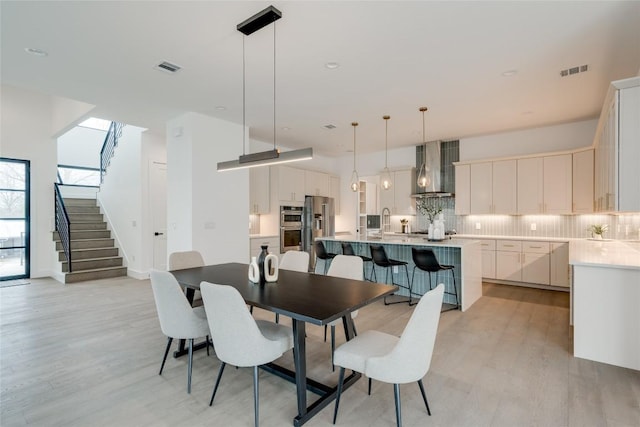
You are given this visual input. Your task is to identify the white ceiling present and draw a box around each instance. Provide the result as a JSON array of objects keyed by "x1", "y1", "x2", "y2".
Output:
[{"x1": 2, "y1": 1, "x2": 639, "y2": 157}]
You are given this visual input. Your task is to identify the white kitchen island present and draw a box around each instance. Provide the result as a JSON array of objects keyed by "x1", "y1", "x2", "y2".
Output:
[
  {"x1": 317, "y1": 236, "x2": 482, "y2": 311},
  {"x1": 570, "y1": 239, "x2": 640, "y2": 371}
]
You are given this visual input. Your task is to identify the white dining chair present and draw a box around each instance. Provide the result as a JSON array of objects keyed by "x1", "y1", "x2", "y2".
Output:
[
  {"x1": 149, "y1": 269, "x2": 210, "y2": 394},
  {"x1": 325, "y1": 254, "x2": 363, "y2": 370},
  {"x1": 200, "y1": 281, "x2": 294, "y2": 427},
  {"x1": 272, "y1": 250, "x2": 310, "y2": 322},
  {"x1": 332, "y1": 284, "x2": 444, "y2": 427},
  {"x1": 169, "y1": 250, "x2": 205, "y2": 302}
]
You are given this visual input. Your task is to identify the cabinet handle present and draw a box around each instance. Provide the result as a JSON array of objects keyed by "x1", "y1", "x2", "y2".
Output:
[
  {"x1": 504, "y1": 244, "x2": 514, "y2": 247},
  {"x1": 529, "y1": 246, "x2": 542, "y2": 249}
]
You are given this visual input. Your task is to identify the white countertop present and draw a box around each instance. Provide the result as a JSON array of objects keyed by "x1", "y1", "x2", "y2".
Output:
[
  {"x1": 318, "y1": 235, "x2": 480, "y2": 249},
  {"x1": 454, "y1": 234, "x2": 571, "y2": 243},
  {"x1": 569, "y1": 239, "x2": 640, "y2": 270},
  {"x1": 249, "y1": 234, "x2": 278, "y2": 239}
]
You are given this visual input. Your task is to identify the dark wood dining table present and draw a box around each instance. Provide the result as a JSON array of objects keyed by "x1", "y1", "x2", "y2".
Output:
[{"x1": 171, "y1": 262, "x2": 397, "y2": 427}]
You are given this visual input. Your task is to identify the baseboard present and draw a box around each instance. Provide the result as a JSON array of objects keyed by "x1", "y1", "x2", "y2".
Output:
[
  {"x1": 483, "y1": 278, "x2": 570, "y2": 292},
  {"x1": 127, "y1": 269, "x2": 149, "y2": 280}
]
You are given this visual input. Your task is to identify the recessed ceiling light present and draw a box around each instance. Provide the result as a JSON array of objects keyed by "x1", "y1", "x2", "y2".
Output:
[
  {"x1": 325, "y1": 62, "x2": 340, "y2": 70},
  {"x1": 24, "y1": 47, "x2": 48, "y2": 57},
  {"x1": 215, "y1": 106, "x2": 227, "y2": 111},
  {"x1": 502, "y1": 69, "x2": 518, "y2": 77}
]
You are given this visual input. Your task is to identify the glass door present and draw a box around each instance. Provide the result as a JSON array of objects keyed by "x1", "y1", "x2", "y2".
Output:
[{"x1": 0, "y1": 158, "x2": 30, "y2": 280}]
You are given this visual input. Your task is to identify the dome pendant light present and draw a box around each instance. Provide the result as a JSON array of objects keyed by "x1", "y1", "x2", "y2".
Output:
[
  {"x1": 381, "y1": 115, "x2": 392, "y2": 191},
  {"x1": 349, "y1": 122, "x2": 360, "y2": 192},
  {"x1": 416, "y1": 107, "x2": 430, "y2": 188}
]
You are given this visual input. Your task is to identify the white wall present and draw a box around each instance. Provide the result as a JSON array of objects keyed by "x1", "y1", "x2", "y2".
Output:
[
  {"x1": 57, "y1": 126, "x2": 105, "y2": 168},
  {"x1": 98, "y1": 125, "x2": 146, "y2": 277},
  {"x1": 460, "y1": 119, "x2": 597, "y2": 161},
  {"x1": 0, "y1": 85, "x2": 57, "y2": 278},
  {"x1": 51, "y1": 96, "x2": 94, "y2": 138},
  {"x1": 166, "y1": 113, "x2": 249, "y2": 265}
]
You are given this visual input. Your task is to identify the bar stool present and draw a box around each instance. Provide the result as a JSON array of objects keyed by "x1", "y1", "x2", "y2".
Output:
[
  {"x1": 341, "y1": 242, "x2": 373, "y2": 281},
  {"x1": 369, "y1": 244, "x2": 411, "y2": 305},
  {"x1": 411, "y1": 247, "x2": 459, "y2": 310},
  {"x1": 314, "y1": 240, "x2": 337, "y2": 274}
]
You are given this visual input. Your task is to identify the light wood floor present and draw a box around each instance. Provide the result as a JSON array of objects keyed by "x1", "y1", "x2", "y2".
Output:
[{"x1": 1, "y1": 277, "x2": 638, "y2": 427}]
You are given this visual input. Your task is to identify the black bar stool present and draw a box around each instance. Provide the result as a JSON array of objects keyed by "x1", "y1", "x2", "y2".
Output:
[
  {"x1": 369, "y1": 244, "x2": 411, "y2": 305},
  {"x1": 341, "y1": 242, "x2": 373, "y2": 281},
  {"x1": 411, "y1": 247, "x2": 459, "y2": 310},
  {"x1": 314, "y1": 240, "x2": 337, "y2": 274}
]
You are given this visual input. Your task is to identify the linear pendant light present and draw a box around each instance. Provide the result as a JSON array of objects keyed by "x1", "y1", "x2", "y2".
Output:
[
  {"x1": 349, "y1": 122, "x2": 359, "y2": 192},
  {"x1": 380, "y1": 115, "x2": 392, "y2": 190},
  {"x1": 416, "y1": 107, "x2": 430, "y2": 187},
  {"x1": 217, "y1": 5, "x2": 313, "y2": 172}
]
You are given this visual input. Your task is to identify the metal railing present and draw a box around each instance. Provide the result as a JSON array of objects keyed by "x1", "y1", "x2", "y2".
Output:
[
  {"x1": 54, "y1": 183, "x2": 72, "y2": 272},
  {"x1": 100, "y1": 121, "x2": 124, "y2": 183},
  {"x1": 57, "y1": 164, "x2": 101, "y2": 187}
]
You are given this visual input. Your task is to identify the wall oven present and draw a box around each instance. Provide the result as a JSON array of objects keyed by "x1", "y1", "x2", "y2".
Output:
[{"x1": 280, "y1": 206, "x2": 303, "y2": 252}]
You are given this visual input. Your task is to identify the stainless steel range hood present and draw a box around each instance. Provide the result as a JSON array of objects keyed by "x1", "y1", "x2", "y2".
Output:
[{"x1": 411, "y1": 140, "x2": 458, "y2": 198}]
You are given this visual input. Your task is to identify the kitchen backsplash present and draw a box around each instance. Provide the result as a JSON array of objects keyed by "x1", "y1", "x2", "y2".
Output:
[{"x1": 390, "y1": 198, "x2": 640, "y2": 240}]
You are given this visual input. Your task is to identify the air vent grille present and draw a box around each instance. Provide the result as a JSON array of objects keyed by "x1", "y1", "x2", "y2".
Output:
[
  {"x1": 323, "y1": 124, "x2": 336, "y2": 130},
  {"x1": 560, "y1": 64, "x2": 588, "y2": 77},
  {"x1": 155, "y1": 61, "x2": 182, "y2": 74}
]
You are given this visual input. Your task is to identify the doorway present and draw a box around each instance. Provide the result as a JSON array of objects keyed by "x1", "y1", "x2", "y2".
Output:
[
  {"x1": 150, "y1": 161, "x2": 167, "y2": 270},
  {"x1": 0, "y1": 158, "x2": 30, "y2": 280}
]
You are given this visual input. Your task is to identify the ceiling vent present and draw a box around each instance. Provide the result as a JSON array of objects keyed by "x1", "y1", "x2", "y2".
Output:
[
  {"x1": 560, "y1": 64, "x2": 588, "y2": 77},
  {"x1": 154, "y1": 61, "x2": 182, "y2": 74},
  {"x1": 323, "y1": 124, "x2": 337, "y2": 130}
]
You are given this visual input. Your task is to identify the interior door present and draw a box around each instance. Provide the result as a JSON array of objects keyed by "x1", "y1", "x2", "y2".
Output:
[{"x1": 150, "y1": 161, "x2": 167, "y2": 270}]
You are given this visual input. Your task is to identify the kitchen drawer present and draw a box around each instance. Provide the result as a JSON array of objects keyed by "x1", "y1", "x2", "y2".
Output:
[
  {"x1": 497, "y1": 240, "x2": 522, "y2": 252},
  {"x1": 479, "y1": 240, "x2": 496, "y2": 250},
  {"x1": 522, "y1": 241, "x2": 550, "y2": 254}
]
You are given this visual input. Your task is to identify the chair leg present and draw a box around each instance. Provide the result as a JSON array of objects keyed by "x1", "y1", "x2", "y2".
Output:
[
  {"x1": 417, "y1": 379, "x2": 431, "y2": 416},
  {"x1": 452, "y1": 269, "x2": 459, "y2": 308},
  {"x1": 393, "y1": 383, "x2": 402, "y2": 427},
  {"x1": 323, "y1": 259, "x2": 329, "y2": 275},
  {"x1": 206, "y1": 335, "x2": 210, "y2": 356},
  {"x1": 331, "y1": 325, "x2": 336, "y2": 371},
  {"x1": 324, "y1": 325, "x2": 328, "y2": 342},
  {"x1": 410, "y1": 267, "x2": 417, "y2": 305},
  {"x1": 253, "y1": 365, "x2": 259, "y2": 427},
  {"x1": 368, "y1": 378, "x2": 372, "y2": 395},
  {"x1": 209, "y1": 362, "x2": 227, "y2": 406},
  {"x1": 275, "y1": 313, "x2": 280, "y2": 324},
  {"x1": 332, "y1": 367, "x2": 345, "y2": 424},
  {"x1": 159, "y1": 337, "x2": 173, "y2": 375},
  {"x1": 187, "y1": 338, "x2": 193, "y2": 394},
  {"x1": 404, "y1": 265, "x2": 411, "y2": 306},
  {"x1": 372, "y1": 264, "x2": 377, "y2": 283}
]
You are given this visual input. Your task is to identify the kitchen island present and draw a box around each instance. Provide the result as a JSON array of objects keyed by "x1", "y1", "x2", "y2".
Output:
[
  {"x1": 570, "y1": 239, "x2": 640, "y2": 371},
  {"x1": 317, "y1": 235, "x2": 482, "y2": 311}
]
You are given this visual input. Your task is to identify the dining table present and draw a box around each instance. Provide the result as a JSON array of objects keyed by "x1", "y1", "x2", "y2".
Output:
[{"x1": 171, "y1": 262, "x2": 398, "y2": 427}]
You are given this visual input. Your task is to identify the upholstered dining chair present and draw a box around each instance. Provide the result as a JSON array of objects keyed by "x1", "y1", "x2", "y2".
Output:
[
  {"x1": 149, "y1": 269, "x2": 210, "y2": 394},
  {"x1": 169, "y1": 250, "x2": 205, "y2": 303},
  {"x1": 325, "y1": 255, "x2": 364, "y2": 370},
  {"x1": 200, "y1": 281, "x2": 294, "y2": 427},
  {"x1": 314, "y1": 240, "x2": 337, "y2": 274},
  {"x1": 332, "y1": 284, "x2": 444, "y2": 427},
  {"x1": 273, "y1": 250, "x2": 310, "y2": 323}
]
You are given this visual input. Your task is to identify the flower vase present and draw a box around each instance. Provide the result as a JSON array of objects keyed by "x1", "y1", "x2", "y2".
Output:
[{"x1": 257, "y1": 245, "x2": 268, "y2": 285}]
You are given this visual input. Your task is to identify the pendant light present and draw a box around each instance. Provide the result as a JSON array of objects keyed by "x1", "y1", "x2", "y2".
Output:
[
  {"x1": 217, "y1": 5, "x2": 313, "y2": 172},
  {"x1": 380, "y1": 115, "x2": 392, "y2": 191},
  {"x1": 416, "y1": 107, "x2": 430, "y2": 188},
  {"x1": 349, "y1": 122, "x2": 359, "y2": 192}
]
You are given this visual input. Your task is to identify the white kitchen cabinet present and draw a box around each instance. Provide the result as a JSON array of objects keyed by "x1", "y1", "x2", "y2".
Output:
[
  {"x1": 329, "y1": 175, "x2": 341, "y2": 215},
  {"x1": 249, "y1": 167, "x2": 270, "y2": 214},
  {"x1": 393, "y1": 170, "x2": 413, "y2": 215},
  {"x1": 572, "y1": 149, "x2": 594, "y2": 213},
  {"x1": 470, "y1": 162, "x2": 492, "y2": 214},
  {"x1": 492, "y1": 160, "x2": 517, "y2": 214},
  {"x1": 517, "y1": 157, "x2": 544, "y2": 214},
  {"x1": 550, "y1": 242, "x2": 570, "y2": 287},
  {"x1": 304, "y1": 170, "x2": 329, "y2": 197},
  {"x1": 366, "y1": 182, "x2": 378, "y2": 214},
  {"x1": 594, "y1": 78, "x2": 640, "y2": 212},
  {"x1": 543, "y1": 154, "x2": 572, "y2": 214},
  {"x1": 276, "y1": 166, "x2": 305, "y2": 203},
  {"x1": 496, "y1": 240, "x2": 550, "y2": 285},
  {"x1": 249, "y1": 236, "x2": 280, "y2": 259},
  {"x1": 379, "y1": 173, "x2": 395, "y2": 213},
  {"x1": 455, "y1": 164, "x2": 470, "y2": 215},
  {"x1": 480, "y1": 239, "x2": 496, "y2": 279}
]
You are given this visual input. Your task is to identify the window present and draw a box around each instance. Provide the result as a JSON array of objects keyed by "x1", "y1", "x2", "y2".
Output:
[{"x1": 0, "y1": 158, "x2": 30, "y2": 280}]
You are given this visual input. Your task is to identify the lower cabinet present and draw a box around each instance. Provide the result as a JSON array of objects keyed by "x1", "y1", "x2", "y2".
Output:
[
  {"x1": 480, "y1": 240, "x2": 496, "y2": 279},
  {"x1": 496, "y1": 240, "x2": 551, "y2": 286},
  {"x1": 550, "y1": 242, "x2": 570, "y2": 287}
]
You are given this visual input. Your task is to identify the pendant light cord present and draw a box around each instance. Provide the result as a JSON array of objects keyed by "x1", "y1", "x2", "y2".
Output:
[
  {"x1": 352, "y1": 123, "x2": 357, "y2": 169},
  {"x1": 385, "y1": 118, "x2": 388, "y2": 167},
  {"x1": 242, "y1": 36, "x2": 246, "y2": 156},
  {"x1": 273, "y1": 20, "x2": 277, "y2": 151}
]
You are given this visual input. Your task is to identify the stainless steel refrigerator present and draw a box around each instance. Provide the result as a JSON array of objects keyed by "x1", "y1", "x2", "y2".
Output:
[{"x1": 303, "y1": 196, "x2": 335, "y2": 271}]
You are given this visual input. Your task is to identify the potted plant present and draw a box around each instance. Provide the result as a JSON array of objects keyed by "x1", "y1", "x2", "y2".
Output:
[
  {"x1": 588, "y1": 224, "x2": 608, "y2": 239},
  {"x1": 416, "y1": 198, "x2": 442, "y2": 224},
  {"x1": 400, "y1": 218, "x2": 409, "y2": 234}
]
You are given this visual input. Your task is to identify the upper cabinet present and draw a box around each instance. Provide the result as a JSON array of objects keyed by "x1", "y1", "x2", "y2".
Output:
[
  {"x1": 249, "y1": 167, "x2": 270, "y2": 214},
  {"x1": 465, "y1": 160, "x2": 516, "y2": 214},
  {"x1": 517, "y1": 157, "x2": 543, "y2": 214},
  {"x1": 517, "y1": 154, "x2": 572, "y2": 214},
  {"x1": 594, "y1": 78, "x2": 640, "y2": 212},
  {"x1": 275, "y1": 165, "x2": 305, "y2": 203},
  {"x1": 378, "y1": 169, "x2": 414, "y2": 215},
  {"x1": 454, "y1": 165, "x2": 470, "y2": 215},
  {"x1": 572, "y1": 149, "x2": 594, "y2": 213},
  {"x1": 304, "y1": 170, "x2": 330, "y2": 197}
]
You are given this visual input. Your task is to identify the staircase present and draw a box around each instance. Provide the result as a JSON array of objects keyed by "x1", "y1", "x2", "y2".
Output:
[{"x1": 53, "y1": 198, "x2": 127, "y2": 283}]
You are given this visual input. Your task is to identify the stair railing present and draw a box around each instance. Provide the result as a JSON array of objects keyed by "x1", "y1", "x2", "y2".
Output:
[
  {"x1": 100, "y1": 121, "x2": 124, "y2": 183},
  {"x1": 54, "y1": 183, "x2": 73, "y2": 272}
]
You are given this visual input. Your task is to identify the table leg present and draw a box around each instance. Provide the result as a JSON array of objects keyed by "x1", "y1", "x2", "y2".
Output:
[
  {"x1": 342, "y1": 315, "x2": 356, "y2": 341},
  {"x1": 292, "y1": 319, "x2": 307, "y2": 418}
]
